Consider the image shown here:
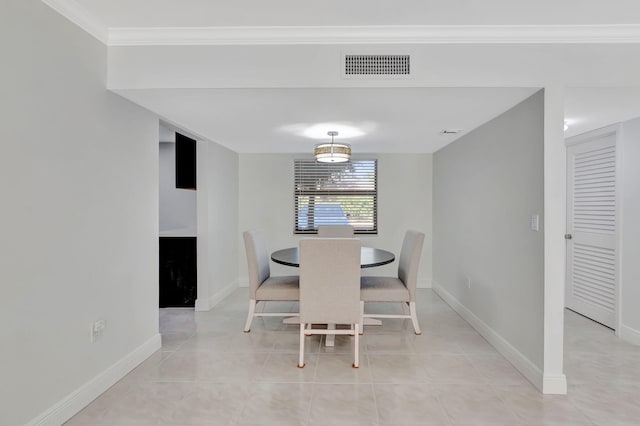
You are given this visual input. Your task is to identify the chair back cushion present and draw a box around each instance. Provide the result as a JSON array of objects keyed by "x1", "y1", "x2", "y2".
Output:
[
  {"x1": 397, "y1": 230, "x2": 425, "y2": 301},
  {"x1": 299, "y1": 238, "x2": 361, "y2": 324},
  {"x1": 243, "y1": 230, "x2": 271, "y2": 298},
  {"x1": 317, "y1": 225, "x2": 354, "y2": 238}
]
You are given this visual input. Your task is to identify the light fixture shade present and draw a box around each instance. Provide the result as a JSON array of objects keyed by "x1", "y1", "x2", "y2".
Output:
[{"x1": 314, "y1": 143, "x2": 351, "y2": 162}]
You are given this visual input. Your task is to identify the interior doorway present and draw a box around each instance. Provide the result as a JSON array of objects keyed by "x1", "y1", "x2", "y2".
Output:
[
  {"x1": 565, "y1": 124, "x2": 619, "y2": 330},
  {"x1": 159, "y1": 124, "x2": 198, "y2": 308}
]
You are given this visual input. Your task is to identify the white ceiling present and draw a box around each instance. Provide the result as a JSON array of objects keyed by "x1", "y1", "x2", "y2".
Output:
[
  {"x1": 130, "y1": 87, "x2": 537, "y2": 153},
  {"x1": 153, "y1": 87, "x2": 640, "y2": 152},
  {"x1": 44, "y1": 1, "x2": 640, "y2": 152},
  {"x1": 565, "y1": 87, "x2": 640, "y2": 138}
]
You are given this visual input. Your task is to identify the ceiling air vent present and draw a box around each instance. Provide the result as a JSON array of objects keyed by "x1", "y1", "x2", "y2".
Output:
[{"x1": 344, "y1": 54, "x2": 410, "y2": 76}]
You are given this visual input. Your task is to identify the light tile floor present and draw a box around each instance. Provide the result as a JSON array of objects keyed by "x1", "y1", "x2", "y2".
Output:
[{"x1": 66, "y1": 289, "x2": 640, "y2": 425}]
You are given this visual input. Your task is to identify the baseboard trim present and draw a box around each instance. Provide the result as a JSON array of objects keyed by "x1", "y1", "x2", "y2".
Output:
[
  {"x1": 619, "y1": 324, "x2": 640, "y2": 346},
  {"x1": 195, "y1": 280, "x2": 239, "y2": 311},
  {"x1": 432, "y1": 281, "x2": 547, "y2": 393},
  {"x1": 194, "y1": 297, "x2": 209, "y2": 311},
  {"x1": 27, "y1": 333, "x2": 161, "y2": 426},
  {"x1": 543, "y1": 374, "x2": 568, "y2": 394},
  {"x1": 417, "y1": 278, "x2": 432, "y2": 289}
]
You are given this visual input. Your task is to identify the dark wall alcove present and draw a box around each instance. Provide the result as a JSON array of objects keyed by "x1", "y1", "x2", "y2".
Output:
[{"x1": 159, "y1": 237, "x2": 197, "y2": 307}]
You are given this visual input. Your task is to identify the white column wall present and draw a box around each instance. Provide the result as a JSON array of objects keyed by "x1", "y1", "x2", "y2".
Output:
[
  {"x1": 543, "y1": 86, "x2": 568, "y2": 393},
  {"x1": 197, "y1": 140, "x2": 239, "y2": 310}
]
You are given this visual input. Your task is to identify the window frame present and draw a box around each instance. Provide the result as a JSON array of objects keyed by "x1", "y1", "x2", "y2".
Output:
[{"x1": 293, "y1": 159, "x2": 378, "y2": 235}]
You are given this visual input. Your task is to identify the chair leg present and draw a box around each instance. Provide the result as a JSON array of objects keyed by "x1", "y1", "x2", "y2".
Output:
[
  {"x1": 353, "y1": 323, "x2": 360, "y2": 368},
  {"x1": 397, "y1": 302, "x2": 409, "y2": 331},
  {"x1": 409, "y1": 302, "x2": 422, "y2": 335},
  {"x1": 359, "y1": 301, "x2": 365, "y2": 335},
  {"x1": 244, "y1": 299, "x2": 257, "y2": 332},
  {"x1": 326, "y1": 323, "x2": 336, "y2": 347},
  {"x1": 298, "y1": 323, "x2": 305, "y2": 368}
]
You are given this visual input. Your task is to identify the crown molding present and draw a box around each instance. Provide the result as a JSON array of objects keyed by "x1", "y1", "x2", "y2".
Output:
[
  {"x1": 107, "y1": 24, "x2": 640, "y2": 46},
  {"x1": 37, "y1": 1, "x2": 640, "y2": 48},
  {"x1": 41, "y1": 0, "x2": 108, "y2": 44}
]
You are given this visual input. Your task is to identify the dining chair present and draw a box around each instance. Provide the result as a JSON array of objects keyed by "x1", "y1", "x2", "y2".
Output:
[
  {"x1": 317, "y1": 225, "x2": 354, "y2": 238},
  {"x1": 360, "y1": 230, "x2": 425, "y2": 335},
  {"x1": 298, "y1": 238, "x2": 361, "y2": 368},
  {"x1": 243, "y1": 230, "x2": 299, "y2": 332}
]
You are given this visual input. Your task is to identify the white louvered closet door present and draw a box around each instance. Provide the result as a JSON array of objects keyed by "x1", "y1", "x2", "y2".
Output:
[{"x1": 566, "y1": 127, "x2": 619, "y2": 329}]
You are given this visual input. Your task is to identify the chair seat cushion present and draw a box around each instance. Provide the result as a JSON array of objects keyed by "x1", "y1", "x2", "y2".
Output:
[
  {"x1": 360, "y1": 276, "x2": 410, "y2": 302},
  {"x1": 256, "y1": 275, "x2": 299, "y2": 301}
]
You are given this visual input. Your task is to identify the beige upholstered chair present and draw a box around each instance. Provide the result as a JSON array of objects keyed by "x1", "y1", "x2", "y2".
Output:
[
  {"x1": 298, "y1": 238, "x2": 361, "y2": 368},
  {"x1": 360, "y1": 230, "x2": 425, "y2": 335},
  {"x1": 317, "y1": 225, "x2": 354, "y2": 238},
  {"x1": 243, "y1": 230, "x2": 299, "y2": 332}
]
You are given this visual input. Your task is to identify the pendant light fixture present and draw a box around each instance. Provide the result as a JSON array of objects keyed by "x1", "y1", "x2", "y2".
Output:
[{"x1": 314, "y1": 131, "x2": 351, "y2": 163}]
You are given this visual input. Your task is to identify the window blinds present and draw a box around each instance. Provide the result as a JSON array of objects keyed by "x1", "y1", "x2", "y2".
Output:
[{"x1": 294, "y1": 159, "x2": 377, "y2": 234}]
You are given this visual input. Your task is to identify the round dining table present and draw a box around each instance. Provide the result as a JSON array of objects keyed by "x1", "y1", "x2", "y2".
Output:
[
  {"x1": 271, "y1": 245, "x2": 394, "y2": 347},
  {"x1": 271, "y1": 246, "x2": 395, "y2": 268}
]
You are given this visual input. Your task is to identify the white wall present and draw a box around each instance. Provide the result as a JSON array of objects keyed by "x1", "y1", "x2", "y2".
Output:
[
  {"x1": 197, "y1": 140, "x2": 239, "y2": 309},
  {"x1": 0, "y1": 1, "x2": 160, "y2": 424},
  {"x1": 433, "y1": 92, "x2": 545, "y2": 371},
  {"x1": 620, "y1": 117, "x2": 640, "y2": 342},
  {"x1": 238, "y1": 153, "x2": 432, "y2": 286},
  {"x1": 159, "y1": 142, "x2": 197, "y2": 236},
  {"x1": 109, "y1": 44, "x2": 640, "y2": 90}
]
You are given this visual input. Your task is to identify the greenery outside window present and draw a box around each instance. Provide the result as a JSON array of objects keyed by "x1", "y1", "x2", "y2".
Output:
[{"x1": 294, "y1": 159, "x2": 377, "y2": 234}]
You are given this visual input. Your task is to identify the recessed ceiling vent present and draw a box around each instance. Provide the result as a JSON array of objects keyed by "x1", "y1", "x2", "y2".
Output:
[{"x1": 344, "y1": 54, "x2": 410, "y2": 77}]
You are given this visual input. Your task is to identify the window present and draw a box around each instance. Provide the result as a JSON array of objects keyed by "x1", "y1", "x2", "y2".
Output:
[{"x1": 294, "y1": 159, "x2": 377, "y2": 234}]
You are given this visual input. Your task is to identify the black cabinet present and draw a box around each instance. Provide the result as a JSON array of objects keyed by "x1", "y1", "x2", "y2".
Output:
[
  {"x1": 159, "y1": 237, "x2": 196, "y2": 307},
  {"x1": 175, "y1": 133, "x2": 196, "y2": 190}
]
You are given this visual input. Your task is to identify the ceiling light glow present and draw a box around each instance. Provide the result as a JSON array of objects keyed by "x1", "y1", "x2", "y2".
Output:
[
  {"x1": 303, "y1": 123, "x2": 364, "y2": 139},
  {"x1": 279, "y1": 122, "x2": 376, "y2": 140}
]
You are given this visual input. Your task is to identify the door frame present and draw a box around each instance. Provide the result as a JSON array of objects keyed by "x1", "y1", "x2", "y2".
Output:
[{"x1": 565, "y1": 123, "x2": 623, "y2": 334}]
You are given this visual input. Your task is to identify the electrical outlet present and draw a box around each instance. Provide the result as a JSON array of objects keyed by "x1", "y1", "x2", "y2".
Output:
[
  {"x1": 531, "y1": 214, "x2": 539, "y2": 231},
  {"x1": 91, "y1": 319, "x2": 105, "y2": 343}
]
